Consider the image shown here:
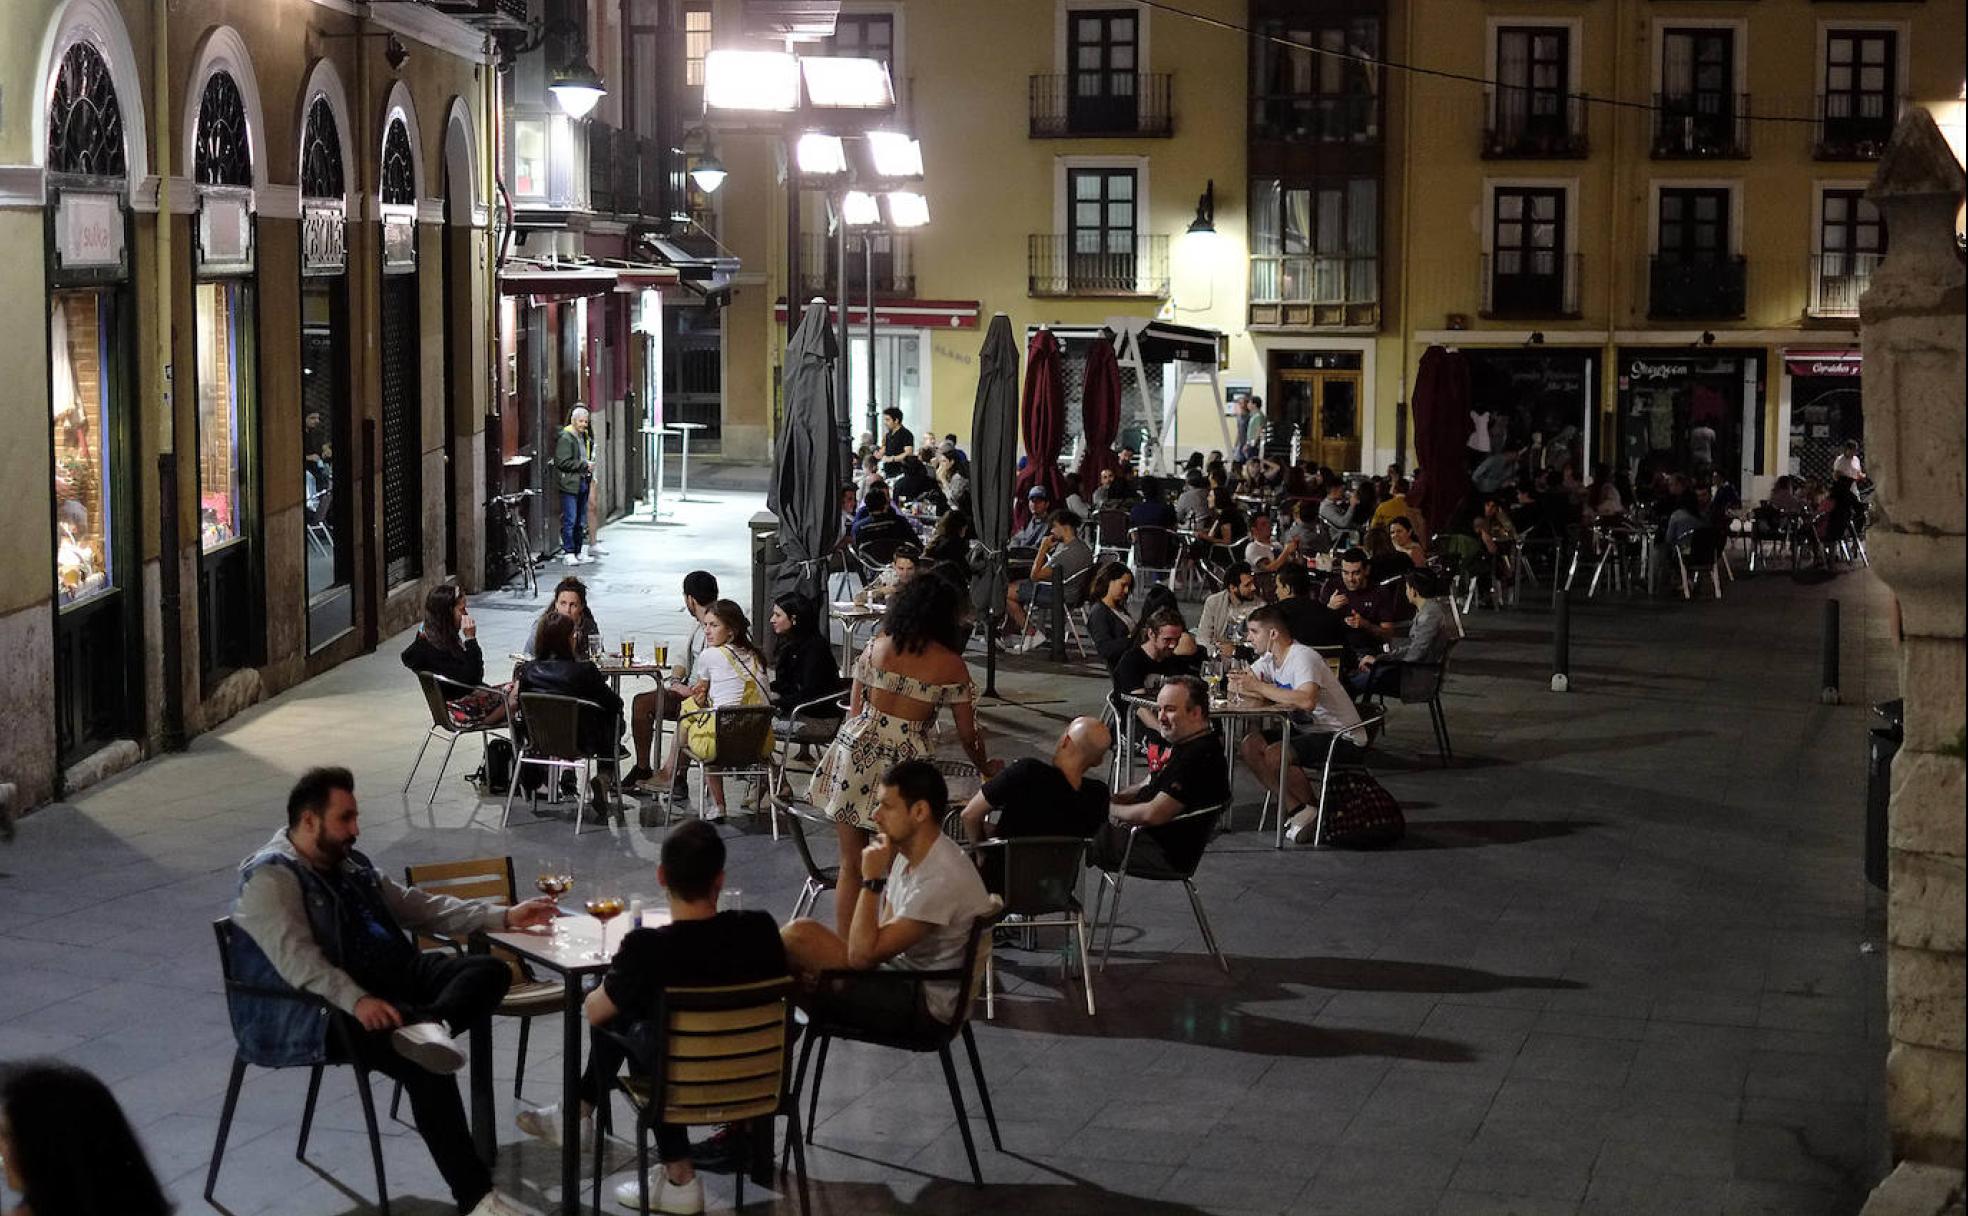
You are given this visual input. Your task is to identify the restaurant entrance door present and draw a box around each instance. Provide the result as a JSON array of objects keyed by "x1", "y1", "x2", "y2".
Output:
[{"x1": 1277, "y1": 368, "x2": 1363, "y2": 472}]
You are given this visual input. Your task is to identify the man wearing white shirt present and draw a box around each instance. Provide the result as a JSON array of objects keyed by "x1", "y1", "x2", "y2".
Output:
[
  {"x1": 1242, "y1": 512, "x2": 1298, "y2": 573},
  {"x1": 1230, "y1": 605, "x2": 1366, "y2": 840},
  {"x1": 1827, "y1": 440, "x2": 1868, "y2": 553}
]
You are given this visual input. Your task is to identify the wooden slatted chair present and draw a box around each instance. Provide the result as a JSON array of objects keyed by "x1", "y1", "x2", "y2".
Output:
[{"x1": 590, "y1": 978, "x2": 809, "y2": 1216}]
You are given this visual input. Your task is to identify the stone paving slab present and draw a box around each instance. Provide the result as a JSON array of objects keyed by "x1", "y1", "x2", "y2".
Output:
[{"x1": 0, "y1": 477, "x2": 1897, "y2": 1215}]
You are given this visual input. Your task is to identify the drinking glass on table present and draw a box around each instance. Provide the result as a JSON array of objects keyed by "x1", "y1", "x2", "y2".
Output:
[{"x1": 584, "y1": 897, "x2": 626, "y2": 960}]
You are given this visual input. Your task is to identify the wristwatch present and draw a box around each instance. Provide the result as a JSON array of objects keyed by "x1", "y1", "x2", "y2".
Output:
[{"x1": 863, "y1": 877, "x2": 888, "y2": 895}]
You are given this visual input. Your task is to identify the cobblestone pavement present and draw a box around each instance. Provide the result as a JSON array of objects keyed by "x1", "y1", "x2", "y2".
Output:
[{"x1": 0, "y1": 471, "x2": 1896, "y2": 1215}]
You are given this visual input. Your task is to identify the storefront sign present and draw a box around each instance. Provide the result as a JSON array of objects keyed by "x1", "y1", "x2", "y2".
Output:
[
  {"x1": 197, "y1": 192, "x2": 254, "y2": 273},
  {"x1": 301, "y1": 201, "x2": 346, "y2": 276},
  {"x1": 1626, "y1": 358, "x2": 1696, "y2": 383},
  {"x1": 54, "y1": 192, "x2": 124, "y2": 271},
  {"x1": 1783, "y1": 353, "x2": 1862, "y2": 378},
  {"x1": 381, "y1": 208, "x2": 417, "y2": 275}
]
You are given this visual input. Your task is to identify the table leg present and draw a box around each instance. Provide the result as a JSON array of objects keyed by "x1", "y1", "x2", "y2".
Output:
[
  {"x1": 677, "y1": 430, "x2": 693, "y2": 502},
  {"x1": 1275, "y1": 718, "x2": 1291, "y2": 850},
  {"x1": 558, "y1": 977, "x2": 583, "y2": 1214},
  {"x1": 468, "y1": 938, "x2": 496, "y2": 1164},
  {"x1": 649, "y1": 431, "x2": 668, "y2": 523},
  {"x1": 1222, "y1": 722, "x2": 1238, "y2": 832}
]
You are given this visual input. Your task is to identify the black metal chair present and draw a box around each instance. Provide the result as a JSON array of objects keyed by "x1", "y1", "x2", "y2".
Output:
[
  {"x1": 405, "y1": 671, "x2": 509, "y2": 808},
  {"x1": 1674, "y1": 526, "x2": 1725, "y2": 600},
  {"x1": 787, "y1": 904, "x2": 1007, "y2": 1187},
  {"x1": 974, "y1": 836, "x2": 1097, "y2": 1017},
  {"x1": 1088, "y1": 803, "x2": 1230, "y2": 974},
  {"x1": 1093, "y1": 507, "x2": 1133, "y2": 562},
  {"x1": 1261, "y1": 712, "x2": 1390, "y2": 844},
  {"x1": 1376, "y1": 639, "x2": 1456, "y2": 766},
  {"x1": 206, "y1": 918, "x2": 391, "y2": 1216},
  {"x1": 592, "y1": 978, "x2": 809, "y2": 1216},
  {"x1": 1128, "y1": 525, "x2": 1181, "y2": 590},
  {"x1": 674, "y1": 703, "x2": 778, "y2": 831},
  {"x1": 506, "y1": 692, "x2": 621, "y2": 832},
  {"x1": 773, "y1": 797, "x2": 839, "y2": 921}
]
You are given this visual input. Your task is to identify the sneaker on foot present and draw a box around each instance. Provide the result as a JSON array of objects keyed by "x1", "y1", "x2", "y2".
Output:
[
  {"x1": 390, "y1": 1022, "x2": 466, "y2": 1075},
  {"x1": 587, "y1": 542, "x2": 610, "y2": 556},
  {"x1": 614, "y1": 1171, "x2": 703, "y2": 1213},
  {"x1": 1283, "y1": 805, "x2": 1320, "y2": 843},
  {"x1": 563, "y1": 553, "x2": 582, "y2": 567},
  {"x1": 515, "y1": 1102, "x2": 595, "y2": 1153},
  {"x1": 466, "y1": 1190, "x2": 537, "y2": 1216},
  {"x1": 700, "y1": 804, "x2": 726, "y2": 823},
  {"x1": 575, "y1": 552, "x2": 596, "y2": 565}
]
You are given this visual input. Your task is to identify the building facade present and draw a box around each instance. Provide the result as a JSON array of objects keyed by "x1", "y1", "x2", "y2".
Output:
[{"x1": 0, "y1": 0, "x2": 498, "y2": 806}]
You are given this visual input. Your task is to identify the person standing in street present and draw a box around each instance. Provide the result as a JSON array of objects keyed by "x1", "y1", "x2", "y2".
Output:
[{"x1": 555, "y1": 405, "x2": 596, "y2": 566}]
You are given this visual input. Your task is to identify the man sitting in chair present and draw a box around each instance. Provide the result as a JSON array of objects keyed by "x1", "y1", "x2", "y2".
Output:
[
  {"x1": 516, "y1": 819, "x2": 786, "y2": 1214},
  {"x1": 1091, "y1": 677, "x2": 1230, "y2": 874},
  {"x1": 1231, "y1": 605, "x2": 1368, "y2": 843},
  {"x1": 231, "y1": 768, "x2": 556, "y2": 1216},
  {"x1": 1005, "y1": 508, "x2": 1095, "y2": 649},
  {"x1": 960, "y1": 715, "x2": 1114, "y2": 845},
  {"x1": 783, "y1": 761, "x2": 997, "y2": 1031}
]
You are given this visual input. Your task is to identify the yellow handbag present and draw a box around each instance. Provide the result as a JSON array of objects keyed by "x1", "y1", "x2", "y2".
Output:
[{"x1": 681, "y1": 647, "x2": 771, "y2": 762}]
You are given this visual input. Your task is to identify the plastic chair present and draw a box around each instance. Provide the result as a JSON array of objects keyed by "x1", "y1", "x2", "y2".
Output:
[
  {"x1": 773, "y1": 797, "x2": 840, "y2": 920},
  {"x1": 675, "y1": 703, "x2": 778, "y2": 831},
  {"x1": 973, "y1": 836, "x2": 1097, "y2": 1017},
  {"x1": 405, "y1": 671, "x2": 509, "y2": 808},
  {"x1": 592, "y1": 978, "x2": 809, "y2": 1216},
  {"x1": 506, "y1": 692, "x2": 620, "y2": 833},
  {"x1": 206, "y1": 919, "x2": 391, "y2": 1215},
  {"x1": 1087, "y1": 803, "x2": 1230, "y2": 974},
  {"x1": 787, "y1": 903, "x2": 1006, "y2": 1187}
]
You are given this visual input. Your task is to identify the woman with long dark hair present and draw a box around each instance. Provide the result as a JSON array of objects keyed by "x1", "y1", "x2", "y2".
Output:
[
  {"x1": 400, "y1": 583, "x2": 508, "y2": 724},
  {"x1": 652, "y1": 600, "x2": 774, "y2": 821},
  {"x1": 1084, "y1": 562, "x2": 1137, "y2": 669},
  {"x1": 0, "y1": 1060, "x2": 172, "y2": 1216},
  {"x1": 807, "y1": 574, "x2": 999, "y2": 931},
  {"x1": 530, "y1": 576, "x2": 601, "y2": 656},
  {"x1": 769, "y1": 592, "x2": 846, "y2": 740}
]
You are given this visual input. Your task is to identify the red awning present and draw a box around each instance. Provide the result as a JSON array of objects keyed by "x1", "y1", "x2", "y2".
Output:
[
  {"x1": 1783, "y1": 349, "x2": 1862, "y2": 378},
  {"x1": 772, "y1": 298, "x2": 980, "y2": 329}
]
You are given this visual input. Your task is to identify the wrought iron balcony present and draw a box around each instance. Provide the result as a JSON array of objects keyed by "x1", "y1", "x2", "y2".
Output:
[
  {"x1": 1249, "y1": 93, "x2": 1379, "y2": 145},
  {"x1": 1482, "y1": 90, "x2": 1588, "y2": 159},
  {"x1": 1813, "y1": 93, "x2": 1904, "y2": 161},
  {"x1": 797, "y1": 231, "x2": 916, "y2": 300},
  {"x1": 1807, "y1": 252, "x2": 1884, "y2": 318},
  {"x1": 1028, "y1": 234, "x2": 1169, "y2": 297},
  {"x1": 1651, "y1": 92, "x2": 1751, "y2": 158},
  {"x1": 1648, "y1": 255, "x2": 1747, "y2": 320},
  {"x1": 1479, "y1": 252, "x2": 1581, "y2": 319},
  {"x1": 1029, "y1": 73, "x2": 1173, "y2": 138},
  {"x1": 1248, "y1": 254, "x2": 1380, "y2": 328}
]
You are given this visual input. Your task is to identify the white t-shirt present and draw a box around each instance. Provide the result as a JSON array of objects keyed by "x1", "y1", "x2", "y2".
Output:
[
  {"x1": 884, "y1": 834, "x2": 996, "y2": 1022},
  {"x1": 1690, "y1": 425, "x2": 1716, "y2": 466},
  {"x1": 1252, "y1": 641, "x2": 1365, "y2": 744},
  {"x1": 1833, "y1": 451, "x2": 1865, "y2": 481},
  {"x1": 693, "y1": 644, "x2": 767, "y2": 708},
  {"x1": 1244, "y1": 538, "x2": 1280, "y2": 567}
]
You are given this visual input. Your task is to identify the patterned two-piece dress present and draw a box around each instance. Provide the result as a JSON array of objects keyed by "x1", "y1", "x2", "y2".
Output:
[{"x1": 808, "y1": 650, "x2": 975, "y2": 830}]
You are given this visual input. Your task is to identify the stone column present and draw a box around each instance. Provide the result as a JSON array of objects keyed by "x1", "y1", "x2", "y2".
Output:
[{"x1": 1859, "y1": 108, "x2": 1967, "y2": 1216}]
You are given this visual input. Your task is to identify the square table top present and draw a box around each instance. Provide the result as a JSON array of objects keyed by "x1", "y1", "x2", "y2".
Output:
[{"x1": 483, "y1": 908, "x2": 672, "y2": 977}]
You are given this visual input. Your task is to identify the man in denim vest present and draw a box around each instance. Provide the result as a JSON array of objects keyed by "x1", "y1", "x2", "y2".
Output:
[{"x1": 230, "y1": 767, "x2": 556, "y2": 1216}]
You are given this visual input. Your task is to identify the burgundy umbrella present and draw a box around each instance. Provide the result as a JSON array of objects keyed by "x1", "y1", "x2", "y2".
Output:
[
  {"x1": 1079, "y1": 329, "x2": 1122, "y2": 491},
  {"x1": 1012, "y1": 327, "x2": 1068, "y2": 531},
  {"x1": 1411, "y1": 344, "x2": 1473, "y2": 539}
]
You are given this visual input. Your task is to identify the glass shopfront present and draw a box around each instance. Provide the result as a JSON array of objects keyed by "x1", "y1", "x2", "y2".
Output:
[
  {"x1": 52, "y1": 291, "x2": 117, "y2": 607},
  {"x1": 300, "y1": 95, "x2": 352, "y2": 649},
  {"x1": 1463, "y1": 349, "x2": 1596, "y2": 478},
  {"x1": 1616, "y1": 349, "x2": 1764, "y2": 487}
]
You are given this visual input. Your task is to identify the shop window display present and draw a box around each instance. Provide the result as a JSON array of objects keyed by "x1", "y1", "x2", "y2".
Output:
[
  {"x1": 52, "y1": 293, "x2": 114, "y2": 605},
  {"x1": 197, "y1": 280, "x2": 250, "y2": 552}
]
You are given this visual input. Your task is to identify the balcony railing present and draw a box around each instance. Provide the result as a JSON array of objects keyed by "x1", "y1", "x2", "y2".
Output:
[
  {"x1": 1029, "y1": 74, "x2": 1173, "y2": 137},
  {"x1": 1651, "y1": 93, "x2": 1751, "y2": 158},
  {"x1": 1248, "y1": 254, "x2": 1379, "y2": 328},
  {"x1": 797, "y1": 231, "x2": 916, "y2": 300},
  {"x1": 1482, "y1": 90, "x2": 1588, "y2": 158},
  {"x1": 587, "y1": 121, "x2": 668, "y2": 220},
  {"x1": 1028, "y1": 234, "x2": 1169, "y2": 297},
  {"x1": 1648, "y1": 255, "x2": 1747, "y2": 320},
  {"x1": 1807, "y1": 252, "x2": 1884, "y2": 318},
  {"x1": 1813, "y1": 93, "x2": 1905, "y2": 160},
  {"x1": 1249, "y1": 93, "x2": 1379, "y2": 145},
  {"x1": 1480, "y1": 251, "x2": 1581, "y2": 319}
]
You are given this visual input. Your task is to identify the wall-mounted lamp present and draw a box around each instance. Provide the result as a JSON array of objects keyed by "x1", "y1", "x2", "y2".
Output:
[
  {"x1": 690, "y1": 146, "x2": 727, "y2": 193},
  {"x1": 1527, "y1": 331, "x2": 1546, "y2": 346},
  {"x1": 384, "y1": 35, "x2": 409, "y2": 73},
  {"x1": 496, "y1": 17, "x2": 609, "y2": 118},
  {"x1": 1186, "y1": 179, "x2": 1217, "y2": 238},
  {"x1": 1700, "y1": 330, "x2": 1717, "y2": 346}
]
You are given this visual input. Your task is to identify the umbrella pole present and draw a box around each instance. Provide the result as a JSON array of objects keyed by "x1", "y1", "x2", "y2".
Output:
[{"x1": 983, "y1": 607, "x2": 1001, "y2": 700}]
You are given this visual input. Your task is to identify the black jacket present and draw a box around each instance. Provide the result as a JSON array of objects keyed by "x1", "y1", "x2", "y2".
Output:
[
  {"x1": 772, "y1": 632, "x2": 846, "y2": 713},
  {"x1": 400, "y1": 632, "x2": 486, "y2": 693},
  {"x1": 1085, "y1": 602, "x2": 1135, "y2": 668},
  {"x1": 515, "y1": 659, "x2": 622, "y2": 756}
]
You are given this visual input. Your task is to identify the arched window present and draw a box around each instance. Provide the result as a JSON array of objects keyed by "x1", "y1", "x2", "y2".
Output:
[
  {"x1": 193, "y1": 71, "x2": 253, "y2": 187},
  {"x1": 301, "y1": 96, "x2": 344, "y2": 200},
  {"x1": 381, "y1": 116, "x2": 416, "y2": 206},
  {"x1": 47, "y1": 41, "x2": 126, "y2": 179}
]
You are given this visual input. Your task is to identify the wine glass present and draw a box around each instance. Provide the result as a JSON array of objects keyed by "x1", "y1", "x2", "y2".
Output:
[{"x1": 584, "y1": 896, "x2": 626, "y2": 960}]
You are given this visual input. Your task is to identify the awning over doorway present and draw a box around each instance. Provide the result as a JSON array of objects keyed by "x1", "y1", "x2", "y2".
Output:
[
  {"x1": 1783, "y1": 349, "x2": 1863, "y2": 378},
  {"x1": 497, "y1": 265, "x2": 629, "y2": 304}
]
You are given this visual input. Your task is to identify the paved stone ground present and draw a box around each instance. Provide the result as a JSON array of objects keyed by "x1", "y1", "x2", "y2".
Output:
[{"x1": 0, "y1": 467, "x2": 1897, "y2": 1216}]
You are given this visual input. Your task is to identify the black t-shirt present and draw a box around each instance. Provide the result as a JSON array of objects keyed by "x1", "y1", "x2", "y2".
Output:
[
  {"x1": 1111, "y1": 645, "x2": 1188, "y2": 700},
  {"x1": 600, "y1": 910, "x2": 788, "y2": 1022},
  {"x1": 1279, "y1": 596, "x2": 1347, "y2": 650},
  {"x1": 984, "y1": 758, "x2": 1110, "y2": 839},
  {"x1": 1136, "y1": 731, "x2": 1230, "y2": 873},
  {"x1": 883, "y1": 426, "x2": 916, "y2": 458}
]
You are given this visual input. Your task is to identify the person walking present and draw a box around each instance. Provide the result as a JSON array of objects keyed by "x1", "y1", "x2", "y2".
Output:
[{"x1": 554, "y1": 405, "x2": 596, "y2": 566}]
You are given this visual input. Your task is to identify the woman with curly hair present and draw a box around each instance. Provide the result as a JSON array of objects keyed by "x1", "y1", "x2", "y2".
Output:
[
  {"x1": 807, "y1": 573, "x2": 1000, "y2": 932},
  {"x1": 0, "y1": 1060, "x2": 172, "y2": 1216}
]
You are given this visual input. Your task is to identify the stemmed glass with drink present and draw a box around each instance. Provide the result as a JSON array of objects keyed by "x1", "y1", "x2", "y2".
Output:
[
  {"x1": 535, "y1": 861, "x2": 574, "y2": 938},
  {"x1": 583, "y1": 896, "x2": 626, "y2": 960}
]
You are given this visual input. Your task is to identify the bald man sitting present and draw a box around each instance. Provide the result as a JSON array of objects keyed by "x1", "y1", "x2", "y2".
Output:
[{"x1": 960, "y1": 715, "x2": 1114, "y2": 845}]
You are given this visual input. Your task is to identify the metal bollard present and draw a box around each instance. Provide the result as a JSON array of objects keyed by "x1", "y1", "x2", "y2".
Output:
[
  {"x1": 1049, "y1": 563, "x2": 1068, "y2": 661},
  {"x1": 1550, "y1": 589, "x2": 1570, "y2": 693},
  {"x1": 1821, "y1": 598, "x2": 1841, "y2": 705}
]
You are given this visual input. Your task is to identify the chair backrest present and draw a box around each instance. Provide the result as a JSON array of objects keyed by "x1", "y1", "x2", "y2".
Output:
[
  {"x1": 709, "y1": 705, "x2": 776, "y2": 768},
  {"x1": 213, "y1": 916, "x2": 242, "y2": 987},
  {"x1": 517, "y1": 692, "x2": 602, "y2": 759},
  {"x1": 949, "y1": 898, "x2": 1006, "y2": 1026},
  {"x1": 774, "y1": 798, "x2": 835, "y2": 886},
  {"x1": 1134, "y1": 802, "x2": 1227, "y2": 880},
  {"x1": 975, "y1": 836, "x2": 1088, "y2": 916},
  {"x1": 1096, "y1": 508, "x2": 1131, "y2": 550},
  {"x1": 1130, "y1": 525, "x2": 1178, "y2": 568},
  {"x1": 416, "y1": 671, "x2": 456, "y2": 729},
  {"x1": 403, "y1": 857, "x2": 530, "y2": 980},
  {"x1": 652, "y1": 978, "x2": 796, "y2": 1127},
  {"x1": 1398, "y1": 638, "x2": 1456, "y2": 704},
  {"x1": 1684, "y1": 525, "x2": 1722, "y2": 565},
  {"x1": 856, "y1": 537, "x2": 908, "y2": 570}
]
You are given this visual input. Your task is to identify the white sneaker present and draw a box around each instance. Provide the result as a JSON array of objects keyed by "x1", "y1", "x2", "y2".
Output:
[
  {"x1": 614, "y1": 1171, "x2": 704, "y2": 1213},
  {"x1": 514, "y1": 1102, "x2": 595, "y2": 1153},
  {"x1": 587, "y1": 541, "x2": 611, "y2": 556},
  {"x1": 1283, "y1": 806, "x2": 1320, "y2": 843},
  {"x1": 390, "y1": 1022, "x2": 466, "y2": 1074},
  {"x1": 700, "y1": 804, "x2": 726, "y2": 823},
  {"x1": 563, "y1": 553, "x2": 582, "y2": 567},
  {"x1": 466, "y1": 1191, "x2": 536, "y2": 1216},
  {"x1": 1018, "y1": 630, "x2": 1050, "y2": 654}
]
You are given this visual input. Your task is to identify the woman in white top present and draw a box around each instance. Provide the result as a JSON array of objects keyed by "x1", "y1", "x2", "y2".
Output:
[{"x1": 652, "y1": 599, "x2": 772, "y2": 820}]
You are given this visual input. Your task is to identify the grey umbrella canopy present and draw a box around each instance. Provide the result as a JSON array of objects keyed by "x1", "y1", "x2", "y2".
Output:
[
  {"x1": 772, "y1": 299, "x2": 842, "y2": 599},
  {"x1": 970, "y1": 312, "x2": 1020, "y2": 630}
]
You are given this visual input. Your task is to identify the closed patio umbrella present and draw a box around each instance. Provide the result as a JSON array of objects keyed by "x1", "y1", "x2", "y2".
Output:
[
  {"x1": 1411, "y1": 344, "x2": 1473, "y2": 540},
  {"x1": 1012, "y1": 327, "x2": 1067, "y2": 532},
  {"x1": 771, "y1": 299, "x2": 842, "y2": 599},
  {"x1": 1079, "y1": 328, "x2": 1122, "y2": 491},
  {"x1": 970, "y1": 314, "x2": 1020, "y2": 694}
]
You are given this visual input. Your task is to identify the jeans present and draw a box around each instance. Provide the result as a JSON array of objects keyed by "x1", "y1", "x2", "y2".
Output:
[
  {"x1": 560, "y1": 479, "x2": 591, "y2": 556},
  {"x1": 331, "y1": 951, "x2": 511, "y2": 1212}
]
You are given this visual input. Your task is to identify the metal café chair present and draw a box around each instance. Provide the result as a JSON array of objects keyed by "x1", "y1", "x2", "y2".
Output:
[
  {"x1": 773, "y1": 797, "x2": 839, "y2": 921},
  {"x1": 973, "y1": 835, "x2": 1098, "y2": 1017},
  {"x1": 1128, "y1": 524, "x2": 1181, "y2": 591},
  {"x1": 1256, "y1": 711, "x2": 1391, "y2": 841},
  {"x1": 505, "y1": 692, "x2": 621, "y2": 833},
  {"x1": 674, "y1": 703, "x2": 779, "y2": 833},
  {"x1": 1087, "y1": 803, "x2": 1231, "y2": 974},
  {"x1": 405, "y1": 671, "x2": 509, "y2": 808}
]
